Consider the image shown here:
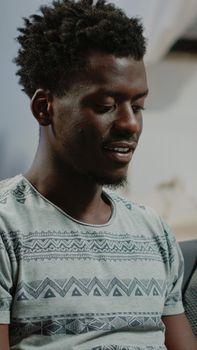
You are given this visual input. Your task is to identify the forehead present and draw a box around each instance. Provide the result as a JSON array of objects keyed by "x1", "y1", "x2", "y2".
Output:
[
  {"x1": 82, "y1": 51, "x2": 148, "y2": 95},
  {"x1": 61, "y1": 52, "x2": 148, "y2": 101}
]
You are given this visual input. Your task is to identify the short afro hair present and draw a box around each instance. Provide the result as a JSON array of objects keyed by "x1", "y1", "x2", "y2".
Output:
[{"x1": 14, "y1": 0, "x2": 146, "y2": 97}]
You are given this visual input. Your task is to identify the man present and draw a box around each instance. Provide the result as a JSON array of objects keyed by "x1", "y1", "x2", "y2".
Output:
[{"x1": 0, "y1": 0, "x2": 196, "y2": 349}]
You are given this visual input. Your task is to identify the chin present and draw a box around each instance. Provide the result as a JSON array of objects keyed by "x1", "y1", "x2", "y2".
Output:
[
  {"x1": 95, "y1": 175, "x2": 128, "y2": 189},
  {"x1": 77, "y1": 166, "x2": 128, "y2": 189}
]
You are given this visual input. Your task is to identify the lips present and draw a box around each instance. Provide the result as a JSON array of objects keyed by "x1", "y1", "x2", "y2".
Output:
[
  {"x1": 104, "y1": 146, "x2": 130, "y2": 153},
  {"x1": 102, "y1": 141, "x2": 137, "y2": 163}
]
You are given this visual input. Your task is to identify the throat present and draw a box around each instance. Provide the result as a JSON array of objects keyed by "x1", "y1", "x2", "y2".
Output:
[
  {"x1": 24, "y1": 164, "x2": 113, "y2": 225},
  {"x1": 58, "y1": 192, "x2": 112, "y2": 225}
]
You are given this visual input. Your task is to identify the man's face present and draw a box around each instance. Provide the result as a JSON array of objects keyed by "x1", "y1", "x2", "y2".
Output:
[{"x1": 49, "y1": 51, "x2": 148, "y2": 186}]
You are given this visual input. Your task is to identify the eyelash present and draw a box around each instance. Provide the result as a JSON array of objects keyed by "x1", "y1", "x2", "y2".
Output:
[
  {"x1": 94, "y1": 104, "x2": 145, "y2": 114},
  {"x1": 132, "y1": 105, "x2": 145, "y2": 114},
  {"x1": 94, "y1": 105, "x2": 114, "y2": 114}
]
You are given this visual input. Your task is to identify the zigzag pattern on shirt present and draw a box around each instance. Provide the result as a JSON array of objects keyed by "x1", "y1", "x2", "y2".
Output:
[
  {"x1": 15, "y1": 277, "x2": 167, "y2": 301},
  {"x1": 0, "y1": 297, "x2": 12, "y2": 311},
  {"x1": 92, "y1": 346, "x2": 165, "y2": 350},
  {"x1": 1, "y1": 230, "x2": 171, "y2": 263},
  {"x1": 10, "y1": 311, "x2": 163, "y2": 342},
  {"x1": 0, "y1": 230, "x2": 22, "y2": 261}
]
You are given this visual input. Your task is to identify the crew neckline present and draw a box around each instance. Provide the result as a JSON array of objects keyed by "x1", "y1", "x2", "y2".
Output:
[{"x1": 20, "y1": 174, "x2": 116, "y2": 228}]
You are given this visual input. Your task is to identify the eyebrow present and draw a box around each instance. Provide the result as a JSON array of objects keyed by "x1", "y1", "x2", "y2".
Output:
[
  {"x1": 95, "y1": 88, "x2": 149, "y2": 101},
  {"x1": 132, "y1": 90, "x2": 149, "y2": 100}
]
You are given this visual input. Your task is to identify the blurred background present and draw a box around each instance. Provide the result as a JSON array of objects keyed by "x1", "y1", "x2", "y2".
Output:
[{"x1": 0, "y1": 0, "x2": 197, "y2": 241}]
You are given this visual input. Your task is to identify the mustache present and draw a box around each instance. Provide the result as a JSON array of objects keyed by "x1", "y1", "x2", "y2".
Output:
[
  {"x1": 102, "y1": 135, "x2": 139, "y2": 146},
  {"x1": 103, "y1": 128, "x2": 139, "y2": 144}
]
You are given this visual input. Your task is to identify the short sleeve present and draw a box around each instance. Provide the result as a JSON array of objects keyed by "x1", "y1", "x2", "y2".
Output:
[
  {"x1": 161, "y1": 220, "x2": 185, "y2": 316},
  {"x1": 0, "y1": 232, "x2": 13, "y2": 323}
]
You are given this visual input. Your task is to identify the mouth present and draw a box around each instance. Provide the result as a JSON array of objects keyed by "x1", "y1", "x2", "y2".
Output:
[{"x1": 102, "y1": 141, "x2": 137, "y2": 164}]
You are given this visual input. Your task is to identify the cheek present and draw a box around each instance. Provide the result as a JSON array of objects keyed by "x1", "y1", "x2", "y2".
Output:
[
  {"x1": 55, "y1": 107, "x2": 82, "y2": 141},
  {"x1": 82, "y1": 120, "x2": 110, "y2": 147},
  {"x1": 81, "y1": 109, "x2": 112, "y2": 137}
]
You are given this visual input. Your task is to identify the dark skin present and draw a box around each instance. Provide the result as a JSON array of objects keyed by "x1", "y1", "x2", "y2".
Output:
[
  {"x1": 26, "y1": 52, "x2": 148, "y2": 225},
  {"x1": 1, "y1": 52, "x2": 196, "y2": 349}
]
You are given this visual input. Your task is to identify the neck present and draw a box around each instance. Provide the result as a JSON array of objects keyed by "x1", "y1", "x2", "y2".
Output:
[{"x1": 24, "y1": 144, "x2": 112, "y2": 225}]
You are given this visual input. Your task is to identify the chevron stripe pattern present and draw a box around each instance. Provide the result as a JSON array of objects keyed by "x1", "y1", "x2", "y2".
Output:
[
  {"x1": 15, "y1": 277, "x2": 167, "y2": 300},
  {"x1": 92, "y1": 346, "x2": 165, "y2": 350},
  {"x1": 0, "y1": 230, "x2": 171, "y2": 263},
  {"x1": 10, "y1": 312, "x2": 163, "y2": 342}
]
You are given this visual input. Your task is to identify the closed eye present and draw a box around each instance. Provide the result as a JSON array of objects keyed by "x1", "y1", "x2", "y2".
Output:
[
  {"x1": 94, "y1": 104, "x2": 115, "y2": 114},
  {"x1": 132, "y1": 105, "x2": 145, "y2": 114}
]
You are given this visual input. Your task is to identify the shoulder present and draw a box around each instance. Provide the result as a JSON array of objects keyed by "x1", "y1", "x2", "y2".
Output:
[
  {"x1": 106, "y1": 189, "x2": 162, "y2": 224},
  {"x1": 106, "y1": 190, "x2": 177, "y2": 242},
  {"x1": 0, "y1": 175, "x2": 36, "y2": 234},
  {"x1": 0, "y1": 176, "x2": 19, "y2": 205},
  {"x1": 0, "y1": 175, "x2": 23, "y2": 200},
  {"x1": 0, "y1": 175, "x2": 37, "y2": 257},
  {"x1": 0, "y1": 175, "x2": 35, "y2": 206}
]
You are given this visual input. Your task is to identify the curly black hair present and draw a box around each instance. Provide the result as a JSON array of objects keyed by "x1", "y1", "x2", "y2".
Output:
[{"x1": 14, "y1": 0, "x2": 146, "y2": 97}]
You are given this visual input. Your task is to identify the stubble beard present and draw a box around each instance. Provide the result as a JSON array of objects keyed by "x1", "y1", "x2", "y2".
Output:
[
  {"x1": 67, "y1": 154, "x2": 128, "y2": 189},
  {"x1": 91, "y1": 173, "x2": 128, "y2": 190}
]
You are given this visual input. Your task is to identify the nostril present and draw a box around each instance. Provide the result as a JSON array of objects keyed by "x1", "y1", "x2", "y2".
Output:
[
  {"x1": 113, "y1": 114, "x2": 140, "y2": 134},
  {"x1": 112, "y1": 103, "x2": 142, "y2": 135}
]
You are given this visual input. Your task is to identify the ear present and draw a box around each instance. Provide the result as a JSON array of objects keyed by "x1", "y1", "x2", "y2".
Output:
[{"x1": 31, "y1": 89, "x2": 53, "y2": 126}]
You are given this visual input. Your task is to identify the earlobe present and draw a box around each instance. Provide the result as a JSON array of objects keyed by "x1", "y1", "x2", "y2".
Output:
[{"x1": 31, "y1": 89, "x2": 53, "y2": 126}]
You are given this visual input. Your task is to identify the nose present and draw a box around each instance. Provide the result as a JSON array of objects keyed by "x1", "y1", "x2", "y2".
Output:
[{"x1": 112, "y1": 103, "x2": 142, "y2": 136}]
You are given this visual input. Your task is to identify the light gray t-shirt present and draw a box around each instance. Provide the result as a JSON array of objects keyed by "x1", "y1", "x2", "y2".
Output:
[{"x1": 0, "y1": 175, "x2": 184, "y2": 350}]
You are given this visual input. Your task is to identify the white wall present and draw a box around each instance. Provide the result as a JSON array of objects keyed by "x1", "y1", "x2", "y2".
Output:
[
  {"x1": 129, "y1": 53, "x2": 197, "y2": 199},
  {"x1": 119, "y1": 53, "x2": 197, "y2": 240}
]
